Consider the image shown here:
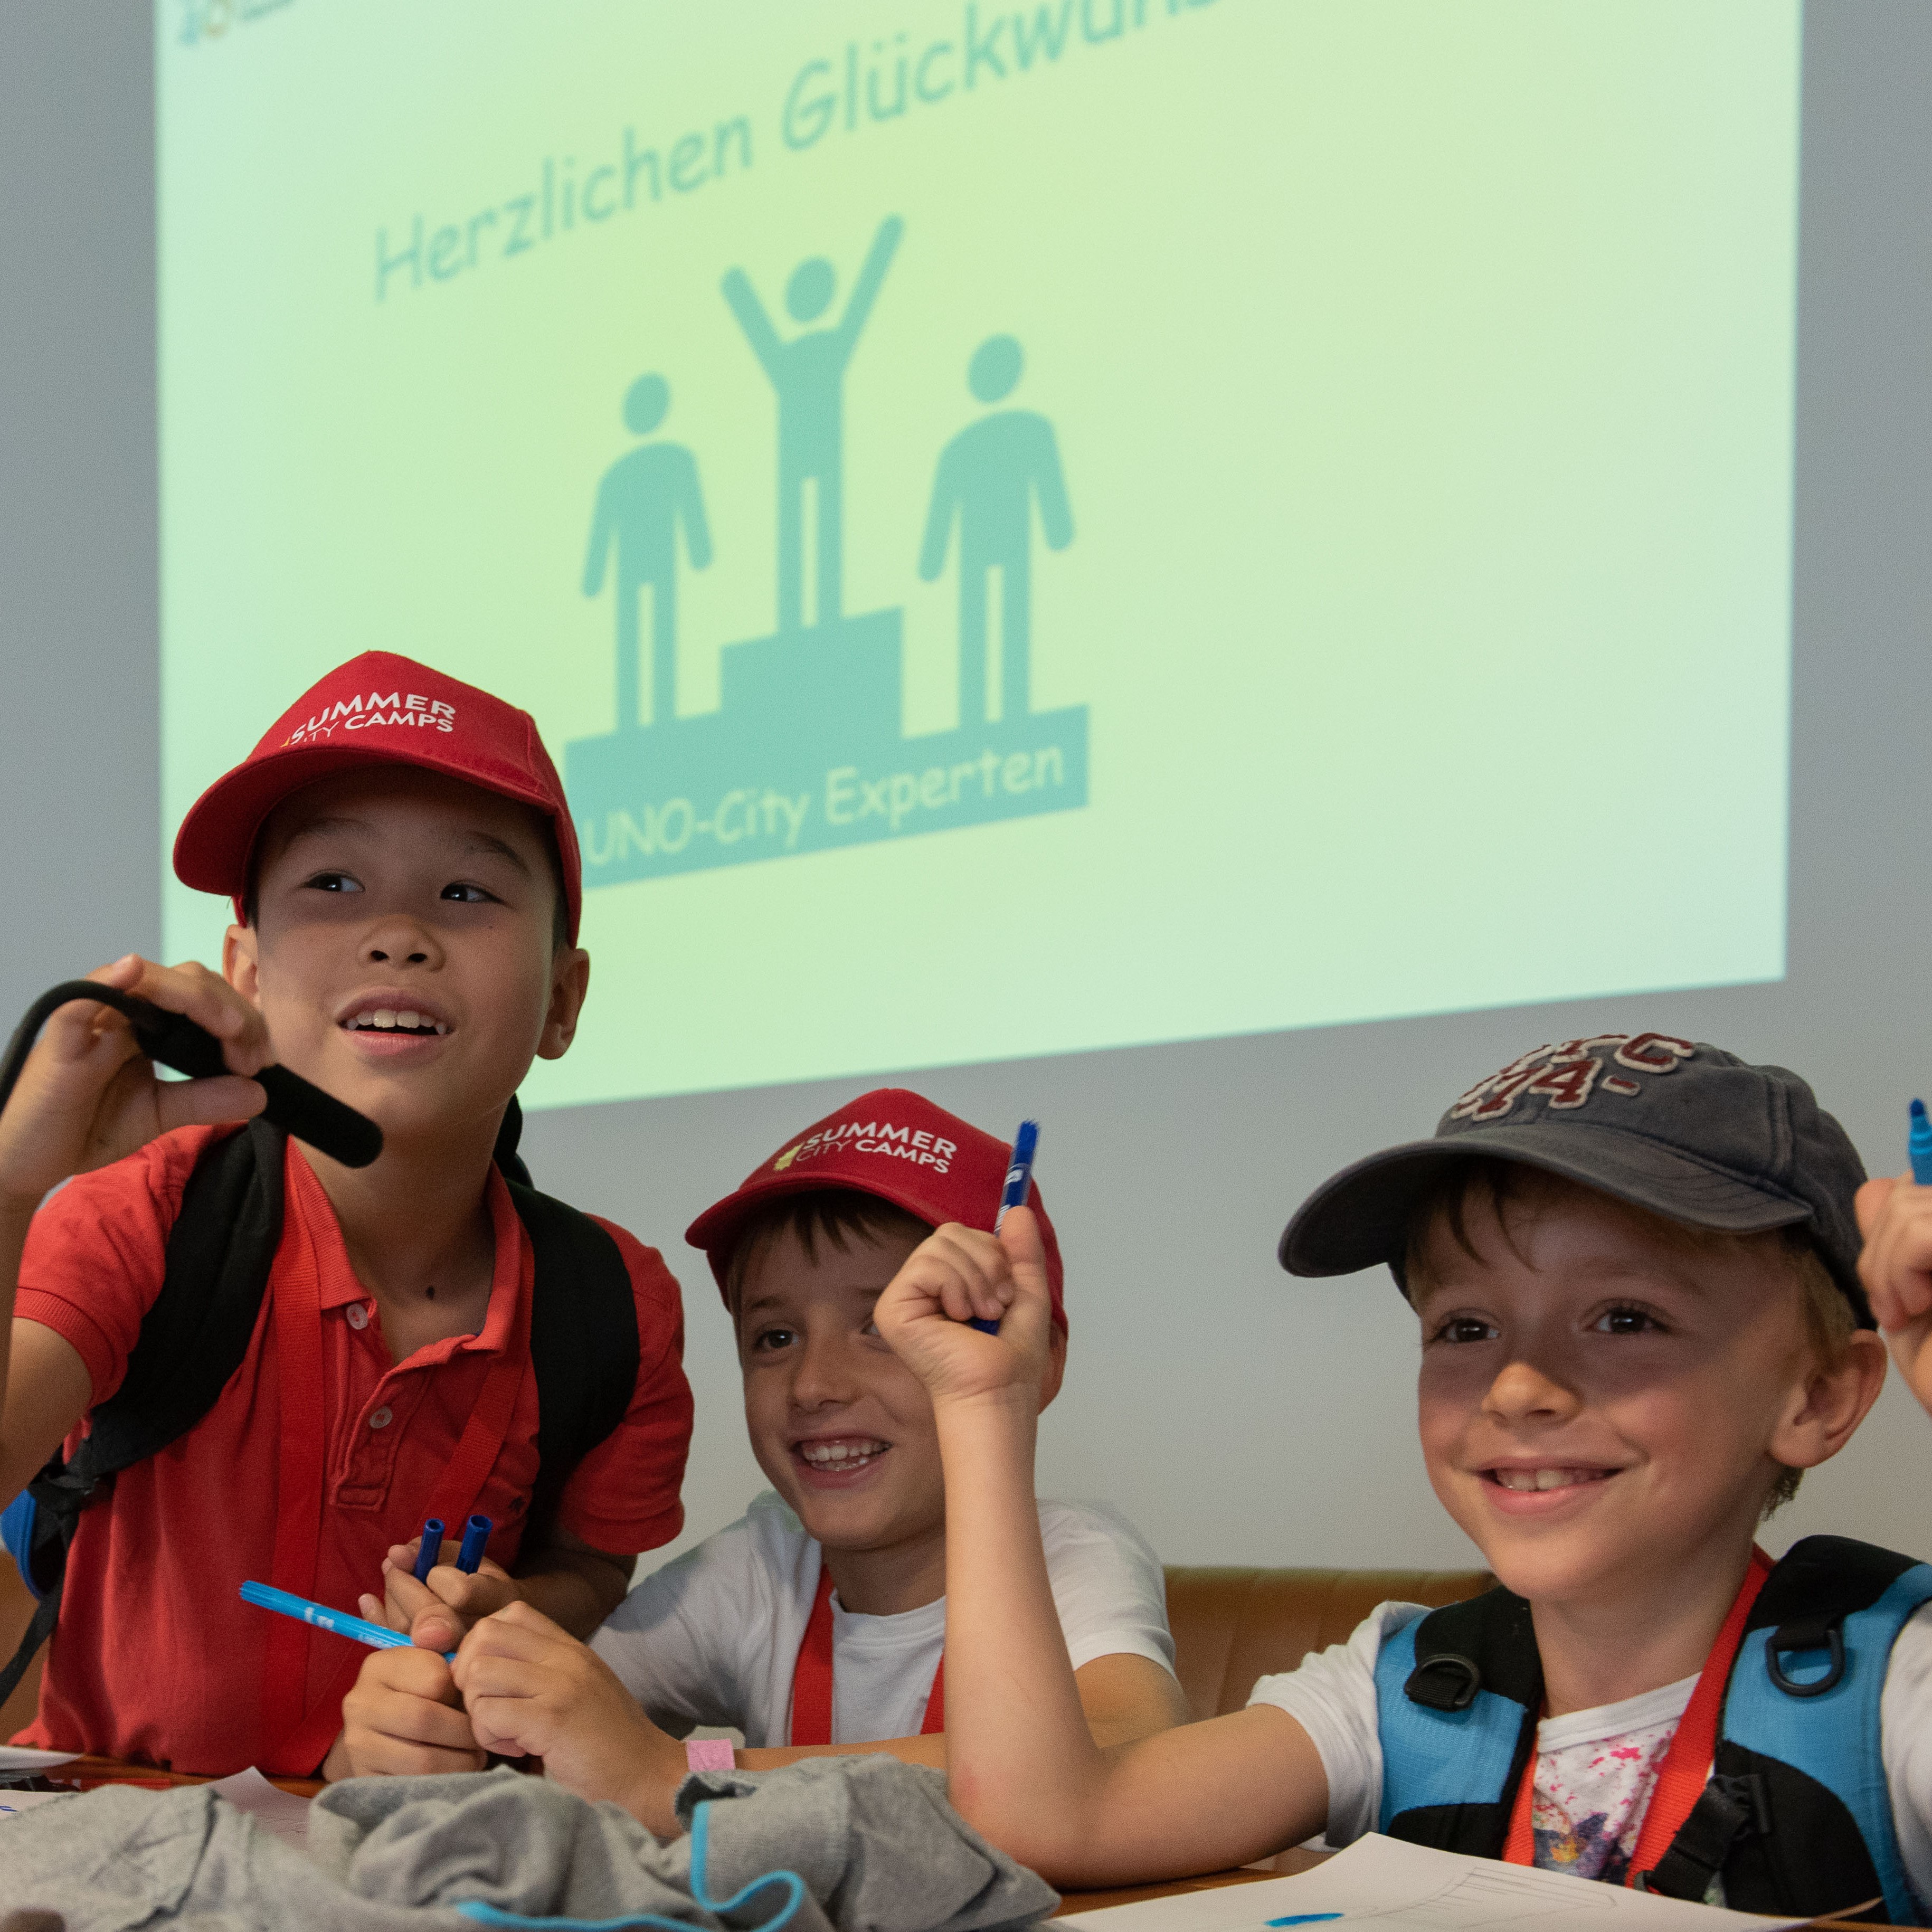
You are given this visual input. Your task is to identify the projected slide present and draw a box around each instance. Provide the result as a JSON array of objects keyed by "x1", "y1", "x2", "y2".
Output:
[{"x1": 159, "y1": 1, "x2": 1800, "y2": 1106}]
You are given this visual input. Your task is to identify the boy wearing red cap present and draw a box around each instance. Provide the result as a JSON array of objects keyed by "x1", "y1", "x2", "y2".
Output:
[
  {"x1": 0, "y1": 654, "x2": 693, "y2": 1776},
  {"x1": 336, "y1": 1091, "x2": 1185, "y2": 1826}
]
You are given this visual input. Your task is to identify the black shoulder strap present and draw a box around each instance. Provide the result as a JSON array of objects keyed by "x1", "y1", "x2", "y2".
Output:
[
  {"x1": 1743, "y1": 1535, "x2": 1918, "y2": 1644},
  {"x1": 512, "y1": 1177, "x2": 641, "y2": 1538},
  {"x1": 77, "y1": 1118, "x2": 286, "y2": 1478},
  {"x1": 495, "y1": 1090, "x2": 643, "y2": 1529},
  {"x1": 1408, "y1": 1585, "x2": 1543, "y2": 1711},
  {"x1": 1386, "y1": 1586, "x2": 1542, "y2": 1859},
  {"x1": 0, "y1": 1119, "x2": 285, "y2": 1706}
]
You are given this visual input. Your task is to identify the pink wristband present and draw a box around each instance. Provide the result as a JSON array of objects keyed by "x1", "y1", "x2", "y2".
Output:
[{"x1": 685, "y1": 1737, "x2": 735, "y2": 1773}]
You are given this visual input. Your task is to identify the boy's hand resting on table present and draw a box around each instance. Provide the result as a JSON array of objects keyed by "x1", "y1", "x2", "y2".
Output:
[
  {"x1": 452, "y1": 1602, "x2": 688, "y2": 1833},
  {"x1": 0, "y1": 955, "x2": 267, "y2": 1215},
  {"x1": 872, "y1": 1206, "x2": 1055, "y2": 1410},
  {"x1": 1858, "y1": 1173, "x2": 1932, "y2": 1414}
]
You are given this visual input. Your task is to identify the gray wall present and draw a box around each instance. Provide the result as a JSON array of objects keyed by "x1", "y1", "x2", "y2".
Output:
[{"x1": 3, "y1": 4, "x2": 1929, "y2": 1573}]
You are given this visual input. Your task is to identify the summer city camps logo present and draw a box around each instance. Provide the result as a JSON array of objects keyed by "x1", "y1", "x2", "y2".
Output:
[{"x1": 565, "y1": 215, "x2": 1088, "y2": 887}]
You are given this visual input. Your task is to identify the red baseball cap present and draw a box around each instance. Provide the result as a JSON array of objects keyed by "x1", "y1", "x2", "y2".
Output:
[
  {"x1": 173, "y1": 651, "x2": 582, "y2": 944},
  {"x1": 686, "y1": 1088, "x2": 1067, "y2": 1331}
]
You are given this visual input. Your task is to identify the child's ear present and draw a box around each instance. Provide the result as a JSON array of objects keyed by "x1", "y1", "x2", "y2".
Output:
[
  {"x1": 537, "y1": 947, "x2": 592, "y2": 1060},
  {"x1": 222, "y1": 923, "x2": 261, "y2": 1002},
  {"x1": 1769, "y1": 1329, "x2": 1888, "y2": 1473},
  {"x1": 1037, "y1": 1324, "x2": 1069, "y2": 1412}
]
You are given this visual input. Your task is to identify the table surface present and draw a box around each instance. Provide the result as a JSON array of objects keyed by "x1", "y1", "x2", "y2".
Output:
[{"x1": 39, "y1": 1761, "x2": 1907, "y2": 1928}]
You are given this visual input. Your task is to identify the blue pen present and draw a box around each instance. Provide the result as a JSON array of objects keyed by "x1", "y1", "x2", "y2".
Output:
[
  {"x1": 456, "y1": 1513, "x2": 493, "y2": 1574},
  {"x1": 1911, "y1": 1101, "x2": 1932, "y2": 1187},
  {"x1": 971, "y1": 1120, "x2": 1040, "y2": 1334},
  {"x1": 412, "y1": 1516, "x2": 446, "y2": 1584},
  {"x1": 240, "y1": 1580, "x2": 454, "y2": 1661}
]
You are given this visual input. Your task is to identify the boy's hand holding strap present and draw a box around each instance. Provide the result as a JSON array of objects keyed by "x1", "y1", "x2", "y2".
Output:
[{"x1": 0, "y1": 967, "x2": 381, "y2": 1199}]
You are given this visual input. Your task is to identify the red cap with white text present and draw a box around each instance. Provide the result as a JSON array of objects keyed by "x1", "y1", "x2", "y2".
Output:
[
  {"x1": 172, "y1": 651, "x2": 582, "y2": 943},
  {"x1": 686, "y1": 1088, "x2": 1067, "y2": 1331}
]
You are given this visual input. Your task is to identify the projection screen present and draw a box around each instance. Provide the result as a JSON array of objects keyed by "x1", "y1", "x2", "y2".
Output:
[{"x1": 158, "y1": 0, "x2": 1801, "y2": 1107}]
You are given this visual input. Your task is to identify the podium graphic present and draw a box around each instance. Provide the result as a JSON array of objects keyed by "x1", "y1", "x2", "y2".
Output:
[{"x1": 567, "y1": 215, "x2": 1089, "y2": 888}]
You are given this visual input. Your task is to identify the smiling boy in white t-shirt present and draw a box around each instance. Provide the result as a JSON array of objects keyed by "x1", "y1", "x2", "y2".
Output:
[{"x1": 338, "y1": 1090, "x2": 1185, "y2": 1825}]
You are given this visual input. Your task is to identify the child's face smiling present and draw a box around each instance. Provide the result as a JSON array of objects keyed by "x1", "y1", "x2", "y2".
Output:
[
  {"x1": 1412, "y1": 1178, "x2": 1876, "y2": 1616},
  {"x1": 737, "y1": 1223, "x2": 947, "y2": 1571},
  {"x1": 224, "y1": 766, "x2": 587, "y2": 1155}
]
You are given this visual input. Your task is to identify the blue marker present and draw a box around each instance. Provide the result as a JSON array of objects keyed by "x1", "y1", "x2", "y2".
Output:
[
  {"x1": 971, "y1": 1120, "x2": 1040, "y2": 1334},
  {"x1": 1266, "y1": 1917, "x2": 1342, "y2": 1927},
  {"x1": 412, "y1": 1516, "x2": 446, "y2": 1584},
  {"x1": 1911, "y1": 1100, "x2": 1932, "y2": 1186},
  {"x1": 456, "y1": 1513, "x2": 493, "y2": 1574},
  {"x1": 240, "y1": 1580, "x2": 454, "y2": 1661}
]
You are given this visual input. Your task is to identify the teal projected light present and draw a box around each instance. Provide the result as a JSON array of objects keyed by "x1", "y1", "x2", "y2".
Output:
[{"x1": 158, "y1": 1, "x2": 1800, "y2": 1107}]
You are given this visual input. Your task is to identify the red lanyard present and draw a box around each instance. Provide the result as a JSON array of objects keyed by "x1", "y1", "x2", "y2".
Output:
[
  {"x1": 788, "y1": 1564, "x2": 945, "y2": 1747},
  {"x1": 257, "y1": 1156, "x2": 534, "y2": 1775},
  {"x1": 1502, "y1": 1548, "x2": 1772, "y2": 1883}
]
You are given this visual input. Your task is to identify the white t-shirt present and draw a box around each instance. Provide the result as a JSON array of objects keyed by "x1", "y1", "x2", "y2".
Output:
[
  {"x1": 1248, "y1": 1599, "x2": 1932, "y2": 1915},
  {"x1": 591, "y1": 1490, "x2": 1177, "y2": 1748}
]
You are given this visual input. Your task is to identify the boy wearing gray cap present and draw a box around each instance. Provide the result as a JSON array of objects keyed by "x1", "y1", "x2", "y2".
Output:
[{"x1": 877, "y1": 1033, "x2": 1932, "y2": 1921}]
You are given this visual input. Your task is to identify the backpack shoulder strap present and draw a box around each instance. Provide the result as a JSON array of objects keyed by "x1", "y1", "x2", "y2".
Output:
[
  {"x1": 508, "y1": 1177, "x2": 641, "y2": 1540},
  {"x1": 78, "y1": 1117, "x2": 286, "y2": 1476},
  {"x1": 1688, "y1": 1535, "x2": 1932, "y2": 1924},
  {"x1": 1375, "y1": 1585, "x2": 1541, "y2": 1855},
  {"x1": 0, "y1": 1119, "x2": 286, "y2": 1707}
]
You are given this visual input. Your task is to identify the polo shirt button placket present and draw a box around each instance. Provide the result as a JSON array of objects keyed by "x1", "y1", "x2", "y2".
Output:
[
  {"x1": 346, "y1": 1304, "x2": 370, "y2": 1331},
  {"x1": 368, "y1": 1406, "x2": 393, "y2": 1430}
]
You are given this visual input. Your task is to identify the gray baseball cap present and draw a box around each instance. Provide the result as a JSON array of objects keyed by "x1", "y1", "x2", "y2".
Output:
[{"x1": 1278, "y1": 1033, "x2": 1872, "y2": 1324}]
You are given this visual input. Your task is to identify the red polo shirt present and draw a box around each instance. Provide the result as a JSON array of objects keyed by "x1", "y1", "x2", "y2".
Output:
[{"x1": 10, "y1": 1125, "x2": 693, "y2": 1773}]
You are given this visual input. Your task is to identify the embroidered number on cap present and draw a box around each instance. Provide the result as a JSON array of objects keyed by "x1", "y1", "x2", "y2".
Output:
[{"x1": 1451, "y1": 1034, "x2": 1696, "y2": 1123}]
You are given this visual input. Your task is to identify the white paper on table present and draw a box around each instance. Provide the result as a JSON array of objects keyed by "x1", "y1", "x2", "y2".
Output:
[
  {"x1": 0, "y1": 1746, "x2": 78, "y2": 1772},
  {"x1": 0, "y1": 1788, "x2": 74, "y2": 1817},
  {"x1": 1053, "y1": 1834, "x2": 1808, "y2": 1930},
  {"x1": 207, "y1": 1766, "x2": 314, "y2": 1852}
]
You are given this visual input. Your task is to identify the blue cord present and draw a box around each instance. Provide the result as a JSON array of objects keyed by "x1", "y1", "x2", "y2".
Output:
[{"x1": 453, "y1": 1797, "x2": 806, "y2": 1932}]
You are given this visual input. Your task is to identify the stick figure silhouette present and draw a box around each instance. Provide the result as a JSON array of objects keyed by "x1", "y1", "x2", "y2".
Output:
[
  {"x1": 722, "y1": 215, "x2": 903, "y2": 634},
  {"x1": 582, "y1": 374, "x2": 713, "y2": 730},
  {"x1": 918, "y1": 335, "x2": 1073, "y2": 725}
]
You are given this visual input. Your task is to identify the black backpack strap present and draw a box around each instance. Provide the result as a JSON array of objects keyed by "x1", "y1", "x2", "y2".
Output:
[
  {"x1": 78, "y1": 1118, "x2": 286, "y2": 1476},
  {"x1": 0, "y1": 1120, "x2": 286, "y2": 1704},
  {"x1": 1742, "y1": 1534, "x2": 1918, "y2": 1651},
  {"x1": 510, "y1": 1178, "x2": 641, "y2": 1540},
  {"x1": 1407, "y1": 1586, "x2": 1544, "y2": 1712},
  {"x1": 1642, "y1": 1772, "x2": 1773, "y2": 1903},
  {"x1": 493, "y1": 1094, "x2": 534, "y2": 1190},
  {"x1": 1383, "y1": 1585, "x2": 1543, "y2": 1859}
]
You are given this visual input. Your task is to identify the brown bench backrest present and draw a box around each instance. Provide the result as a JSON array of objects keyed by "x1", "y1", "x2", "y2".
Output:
[
  {"x1": 1163, "y1": 1565, "x2": 1494, "y2": 1722},
  {"x1": 0, "y1": 1556, "x2": 1499, "y2": 1748}
]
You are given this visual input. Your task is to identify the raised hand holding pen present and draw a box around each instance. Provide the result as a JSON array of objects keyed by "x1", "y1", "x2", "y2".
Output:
[
  {"x1": 873, "y1": 1205, "x2": 1060, "y2": 1412},
  {"x1": 1854, "y1": 1101, "x2": 1932, "y2": 1417}
]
